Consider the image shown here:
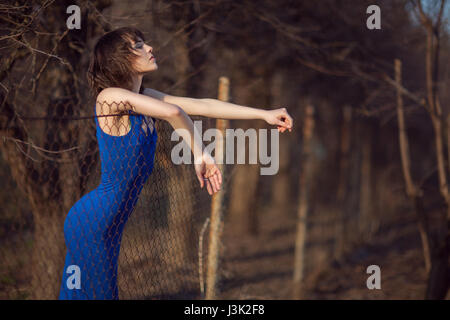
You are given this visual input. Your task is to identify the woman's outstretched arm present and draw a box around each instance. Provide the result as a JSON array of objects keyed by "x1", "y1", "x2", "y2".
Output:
[
  {"x1": 143, "y1": 88, "x2": 294, "y2": 133},
  {"x1": 96, "y1": 87, "x2": 222, "y2": 194}
]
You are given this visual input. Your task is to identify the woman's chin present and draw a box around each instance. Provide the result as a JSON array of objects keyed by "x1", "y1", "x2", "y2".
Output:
[{"x1": 148, "y1": 64, "x2": 158, "y2": 72}]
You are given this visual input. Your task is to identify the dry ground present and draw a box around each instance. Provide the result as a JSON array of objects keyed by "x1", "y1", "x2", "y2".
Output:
[{"x1": 218, "y1": 205, "x2": 449, "y2": 300}]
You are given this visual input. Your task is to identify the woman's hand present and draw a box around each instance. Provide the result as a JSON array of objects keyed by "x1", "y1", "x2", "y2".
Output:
[
  {"x1": 263, "y1": 108, "x2": 293, "y2": 133},
  {"x1": 194, "y1": 152, "x2": 223, "y2": 195}
]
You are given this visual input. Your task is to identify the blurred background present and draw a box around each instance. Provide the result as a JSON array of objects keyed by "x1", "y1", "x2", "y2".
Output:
[{"x1": 0, "y1": 0, "x2": 449, "y2": 299}]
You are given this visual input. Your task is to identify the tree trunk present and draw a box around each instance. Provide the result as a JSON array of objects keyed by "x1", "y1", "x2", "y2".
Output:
[
  {"x1": 425, "y1": 214, "x2": 450, "y2": 299},
  {"x1": 425, "y1": 115, "x2": 450, "y2": 299},
  {"x1": 334, "y1": 105, "x2": 352, "y2": 262},
  {"x1": 416, "y1": 2, "x2": 449, "y2": 298},
  {"x1": 395, "y1": 59, "x2": 432, "y2": 273},
  {"x1": 270, "y1": 70, "x2": 292, "y2": 210},
  {"x1": 0, "y1": 0, "x2": 115, "y2": 300},
  {"x1": 227, "y1": 143, "x2": 261, "y2": 236},
  {"x1": 30, "y1": 203, "x2": 66, "y2": 299},
  {"x1": 292, "y1": 105, "x2": 315, "y2": 299},
  {"x1": 358, "y1": 122, "x2": 373, "y2": 241}
]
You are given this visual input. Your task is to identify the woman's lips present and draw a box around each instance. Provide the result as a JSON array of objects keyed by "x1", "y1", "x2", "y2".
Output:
[{"x1": 149, "y1": 56, "x2": 155, "y2": 61}]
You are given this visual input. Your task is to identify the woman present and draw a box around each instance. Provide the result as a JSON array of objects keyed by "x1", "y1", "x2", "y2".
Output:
[{"x1": 59, "y1": 27, "x2": 293, "y2": 300}]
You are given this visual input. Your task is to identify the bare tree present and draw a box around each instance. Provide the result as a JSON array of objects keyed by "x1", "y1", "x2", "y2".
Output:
[
  {"x1": 0, "y1": 0, "x2": 112, "y2": 298},
  {"x1": 412, "y1": 0, "x2": 450, "y2": 299}
]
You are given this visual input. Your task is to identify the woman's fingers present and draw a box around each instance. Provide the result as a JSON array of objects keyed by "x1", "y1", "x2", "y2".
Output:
[
  {"x1": 217, "y1": 169, "x2": 222, "y2": 184},
  {"x1": 196, "y1": 171, "x2": 204, "y2": 188},
  {"x1": 277, "y1": 114, "x2": 293, "y2": 133},
  {"x1": 202, "y1": 164, "x2": 223, "y2": 195},
  {"x1": 210, "y1": 174, "x2": 220, "y2": 192},
  {"x1": 215, "y1": 169, "x2": 223, "y2": 189},
  {"x1": 205, "y1": 179, "x2": 213, "y2": 195},
  {"x1": 212, "y1": 174, "x2": 220, "y2": 192},
  {"x1": 209, "y1": 178, "x2": 217, "y2": 193},
  {"x1": 277, "y1": 108, "x2": 293, "y2": 132},
  {"x1": 287, "y1": 114, "x2": 293, "y2": 129},
  {"x1": 204, "y1": 173, "x2": 222, "y2": 195},
  {"x1": 285, "y1": 114, "x2": 293, "y2": 132},
  {"x1": 276, "y1": 117, "x2": 290, "y2": 130},
  {"x1": 207, "y1": 173, "x2": 218, "y2": 193},
  {"x1": 207, "y1": 166, "x2": 223, "y2": 192}
]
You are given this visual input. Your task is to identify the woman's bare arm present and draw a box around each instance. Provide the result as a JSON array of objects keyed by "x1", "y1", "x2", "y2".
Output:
[
  {"x1": 142, "y1": 87, "x2": 263, "y2": 118},
  {"x1": 97, "y1": 87, "x2": 180, "y2": 120},
  {"x1": 142, "y1": 87, "x2": 293, "y2": 132},
  {"x1": 96, "y1": 87, "x2": 222, "y2": 194}
]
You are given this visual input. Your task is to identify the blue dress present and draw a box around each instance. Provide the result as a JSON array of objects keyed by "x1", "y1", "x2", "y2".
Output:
[{"x1": 58, "y1": 105, "x2": 158, "y2": 300}]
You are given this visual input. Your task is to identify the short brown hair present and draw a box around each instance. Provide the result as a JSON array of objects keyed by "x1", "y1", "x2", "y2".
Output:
[{"x1": 87, "y1": 27, "x2": 146, "y2": 98}]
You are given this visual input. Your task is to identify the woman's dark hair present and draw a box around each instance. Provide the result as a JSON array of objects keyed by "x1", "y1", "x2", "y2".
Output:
[{"x1": 87, "y1": 27, "x2": 146, "y2": 97}]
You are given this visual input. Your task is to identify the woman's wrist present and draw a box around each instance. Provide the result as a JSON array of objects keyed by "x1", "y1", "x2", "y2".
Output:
[
  {"x1": 259, "y1": 109, "x2": 269, "y2": 121},
  {"x1": 201, "y1": 151, "x2": 215, "y2": 164},
  {"x1": 193, "y1": 149, "x2": 203, "y2": 164}
]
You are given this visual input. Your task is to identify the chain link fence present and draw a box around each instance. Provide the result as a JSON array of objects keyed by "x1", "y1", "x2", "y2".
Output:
[
  {"x1": 0, "y1": 97, "x2": 236, "y2": 299},
  {"x1": 0, "y1": 94, "x2": 410, "y2": 300}
]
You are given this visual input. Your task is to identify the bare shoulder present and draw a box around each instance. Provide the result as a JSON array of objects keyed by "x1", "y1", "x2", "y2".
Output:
[{"x1": 96, "y1": 87, "x2": 133, "y2": 115}]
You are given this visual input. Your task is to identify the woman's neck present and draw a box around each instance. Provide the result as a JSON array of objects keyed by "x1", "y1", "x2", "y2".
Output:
[{"x1": 131, "y1": 74, "x2": 143, "y2": 93}]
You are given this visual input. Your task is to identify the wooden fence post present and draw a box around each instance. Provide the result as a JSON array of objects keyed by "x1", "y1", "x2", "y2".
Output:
[
  {"x1": 205, "y1": 76, "x2": 230, "y2": 299},
  {"x1": 292, "y1": 105, "x2": 315, "y2": 299}
]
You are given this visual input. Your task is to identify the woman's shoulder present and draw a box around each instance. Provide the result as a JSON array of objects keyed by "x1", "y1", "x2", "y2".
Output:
[
  {"x1": 96, "y1": 87, "x2": 130, "y2": 103},
  {"x1": 96, "y1": 87, "x2": 133, "y2": 114}
]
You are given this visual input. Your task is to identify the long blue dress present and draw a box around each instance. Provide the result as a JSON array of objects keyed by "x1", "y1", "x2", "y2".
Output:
[{"x1": 58, "y1": 104, "x2": 158, "y2": 300}]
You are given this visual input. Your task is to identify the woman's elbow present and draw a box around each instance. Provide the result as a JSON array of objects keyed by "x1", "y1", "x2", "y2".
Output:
[{"x1": 163, "y1": 105, "x2": 182, "y2": 120}]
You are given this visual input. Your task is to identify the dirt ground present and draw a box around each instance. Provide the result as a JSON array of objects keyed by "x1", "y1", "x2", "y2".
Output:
[
  {"x1": 218, "y1": 205, "x2": 450, "y2": 300},
  {"x1": 2, "y1": 199, "x2": 449, "y2": 300}
]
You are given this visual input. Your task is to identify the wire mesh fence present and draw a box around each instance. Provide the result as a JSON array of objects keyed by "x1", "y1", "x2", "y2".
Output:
[
  {"x1": 0, "y1": 96, "x2": 235, "y2": 299},
  {"x1": 0, "y1": 91, "x2": 408, "y2": 300}
]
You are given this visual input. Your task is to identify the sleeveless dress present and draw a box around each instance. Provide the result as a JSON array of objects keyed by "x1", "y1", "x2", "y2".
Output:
[{"x1": 58, "y1": 104, "x2": 158, "y2": 300}]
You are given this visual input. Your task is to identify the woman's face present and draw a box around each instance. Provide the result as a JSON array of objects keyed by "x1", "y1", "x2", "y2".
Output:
[{"x1": 130, "y1": 37, "x2": 158, "y2": 74}]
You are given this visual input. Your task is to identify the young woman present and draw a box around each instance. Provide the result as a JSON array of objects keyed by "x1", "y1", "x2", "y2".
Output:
[{"x1": 58, "y1": 27, "x2": 293, "y2": 300}]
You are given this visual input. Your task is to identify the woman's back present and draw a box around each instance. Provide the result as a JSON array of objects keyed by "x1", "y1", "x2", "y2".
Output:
[
  {"x1": 95, "y1": 101, "x2": 157, "y2": 189},
  {"x1": 58, "y1": 100, "x2": 158, "y2": 300}
]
